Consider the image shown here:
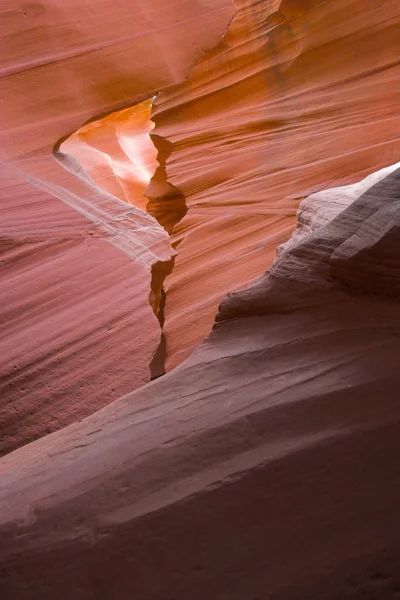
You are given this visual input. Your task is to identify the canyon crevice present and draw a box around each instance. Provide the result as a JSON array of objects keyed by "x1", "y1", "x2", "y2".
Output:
[{"x1": 59, "y1": 99, "x2": 178, "y2": 378}]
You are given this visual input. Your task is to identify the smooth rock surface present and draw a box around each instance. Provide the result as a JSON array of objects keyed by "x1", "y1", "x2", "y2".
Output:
[
  {"x1": 1, "y1": 166, "x2": 400, "y2": 598},
  {"x1": 62, "y1": 99, "x2": 158, "y2": 212}
]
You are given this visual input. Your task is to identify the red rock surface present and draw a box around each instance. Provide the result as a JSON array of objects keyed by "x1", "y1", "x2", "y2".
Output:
[{"x1": 50, "y1": 0, "x2": 400, "y2": 372}]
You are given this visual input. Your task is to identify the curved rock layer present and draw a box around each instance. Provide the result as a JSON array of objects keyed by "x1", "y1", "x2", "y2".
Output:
[
  {"x1": 0, "y1": 0, "x2": 235, "y2": 455},
  {"x1": 1, "y1": 166, "x2": 400, "y2": 599},
  {"x1": 152, "y1": 0, "x2": 400, "y2": 368}
]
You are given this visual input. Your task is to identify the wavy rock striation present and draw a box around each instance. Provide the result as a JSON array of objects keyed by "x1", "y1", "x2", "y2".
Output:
[
  {"x1": 32, "y1": 0, "x2": 400, "y2": 375},
  {"x1": 151, "y1": 0, "x2": 400, "y2": 368},
  {"x1": 1, "y1": 165, "x2": 400, "y2": 598}
]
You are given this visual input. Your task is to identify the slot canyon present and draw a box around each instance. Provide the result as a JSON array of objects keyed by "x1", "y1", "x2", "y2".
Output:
[{"x1": 1, "y1": 0, "x2": 400, "y2": 598}]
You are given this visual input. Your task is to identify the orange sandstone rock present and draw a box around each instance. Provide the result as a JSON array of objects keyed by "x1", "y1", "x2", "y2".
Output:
[
  {"x1": 62, "y1": 100, "x2": 158, "y2": 211},
  {"x1": 1, "y1": 0, "x2": 400, "y2": 594},
  {"x1": 53, "y1": 0, "x2": 400, "y2": 373},
  {"x1": 151, "y1": 0, "x2": 400, "y2": 368}
]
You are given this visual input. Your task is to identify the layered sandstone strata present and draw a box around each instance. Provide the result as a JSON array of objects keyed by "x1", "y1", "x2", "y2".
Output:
[{"x1": 56, "y1": 0, "x2": 400, "y2": 373}]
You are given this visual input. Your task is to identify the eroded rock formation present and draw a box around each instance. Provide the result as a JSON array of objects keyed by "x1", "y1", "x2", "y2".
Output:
[{"x1": 31, "y1": 0, "x2": 400, "y2": 376}]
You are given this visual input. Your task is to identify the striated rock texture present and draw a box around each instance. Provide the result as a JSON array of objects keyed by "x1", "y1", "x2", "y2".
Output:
[
  {"x1": 218, "y1": 164, "x2": 400, "y2": 319},
  {"x1": 1, "y1": 166, "x2": 400, "y2": 598},
  {"x1": 151, "y1": 0, "x2": 400, "y2": 368},
  {"x1": 0, "y1": 0, "x2": 235, "y2": 455},
  {"x1": 61, "y1": 100, "x2": 176, "y2": 328}
]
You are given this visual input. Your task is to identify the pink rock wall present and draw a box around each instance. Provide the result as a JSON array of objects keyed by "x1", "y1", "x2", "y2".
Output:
[
  {"x1": 0, "y1": 0, "x2": 235, "y2": 454},
  {"x1": 1, "y1": 166, "x2": 400, "y2": 599}
]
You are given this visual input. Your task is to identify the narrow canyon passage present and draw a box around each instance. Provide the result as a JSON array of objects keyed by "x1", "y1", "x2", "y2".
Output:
[
  {"x1": 4, "y1": 0, "x2": 396, "y2": 455},
  {"x1": 2, "y1": 0, "x2": 400, "y2": 597},
  {"x1": 63, "y1": 0, "x2": 400, "y2": 377}
]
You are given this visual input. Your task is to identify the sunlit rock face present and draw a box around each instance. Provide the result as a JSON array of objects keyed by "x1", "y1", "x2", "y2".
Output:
[
  {"x1": 61, "y1": 99, "x2": 158, "y2": 212},
  {"x1": 151, "y1": 0, "x2": 400, "y2": 369}
]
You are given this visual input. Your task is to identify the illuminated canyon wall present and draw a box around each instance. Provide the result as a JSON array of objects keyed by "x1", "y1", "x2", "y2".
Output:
[
  {"x1": 61, "y1": 100, "x2": 158, "y2": 211},
  {"x1": 153, "y1": 0, "x2": 400, "y2": 368}
]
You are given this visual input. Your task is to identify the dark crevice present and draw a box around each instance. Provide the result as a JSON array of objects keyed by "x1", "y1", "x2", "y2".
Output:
[
  {"x1": 149, "y1": 256, "x2": 175, "y2": 379},
  {"x1": 146, "y1": 130, "x2": 188, "y2": 378},
  {"x1": 145, "y1": 134, "x2": 187, "y2": 235}
]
